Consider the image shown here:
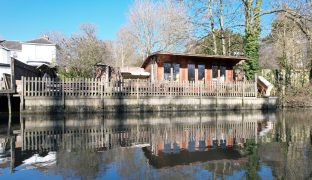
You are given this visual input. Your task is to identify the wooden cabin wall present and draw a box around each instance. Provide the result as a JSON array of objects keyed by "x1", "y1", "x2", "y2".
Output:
[{"x1": 152, "y1": 54, "x2": 237, "y2": 82}]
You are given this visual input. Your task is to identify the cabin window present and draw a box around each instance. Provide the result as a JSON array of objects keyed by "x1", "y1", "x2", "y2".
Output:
[
  {"x1": 164, "y1": 63, "x2": 171, "y2": 80},
  {"x1": 212, "y1": 65, "x2": 218, "y2": 80},
  {"x1": 188, "y1": 64, "x2": 195, "y2": 81},
  {"x1": 173, "y1": 63, "x2": 180, "y2": 81},
  {"x1": 198, "y1": 64, "x2": 205, "y2": 81},
  {"x1": 220, "y1": 66, "x2": 226, "y2": 81}
]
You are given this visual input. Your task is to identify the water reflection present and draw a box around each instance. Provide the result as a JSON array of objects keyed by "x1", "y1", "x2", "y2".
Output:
[
  {"x1": 19, "y1": 112, "x2": 266, "y2": 153},
  {"x1": 259, "y1": 111, "x2": 312, "y2": 180},
  {"x1": 0, "y1": 110, "x2": 310, "y2": 179}
]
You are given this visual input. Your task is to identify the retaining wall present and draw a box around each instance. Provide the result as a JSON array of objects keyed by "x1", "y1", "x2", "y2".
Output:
[{"x1": 22, "y1": 96, "x2": 277, "y2": 113}]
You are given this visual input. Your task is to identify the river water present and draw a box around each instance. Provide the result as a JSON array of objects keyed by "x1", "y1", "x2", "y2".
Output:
[{"x1": 0, "y1": 110, "x2": 311, "y2": 180}]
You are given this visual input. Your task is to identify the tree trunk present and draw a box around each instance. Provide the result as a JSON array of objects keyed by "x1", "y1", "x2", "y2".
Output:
[
  {"x1": 228, "y1": 34, "x2": 231, "y2": 55},
  {"x1": 208, "y1": 0, "x2": 217, "y2": 55},
  {"x1": 219, "y1": 0, "x2": 226, "y2": 55}
]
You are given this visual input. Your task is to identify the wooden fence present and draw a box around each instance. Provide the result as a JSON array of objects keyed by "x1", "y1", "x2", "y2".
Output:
[{"x1": 21, "y1": 77, "x2": 257, "y2": 98}]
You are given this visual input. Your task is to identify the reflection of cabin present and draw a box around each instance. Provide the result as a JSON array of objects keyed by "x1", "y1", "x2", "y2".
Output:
[
  {"x1": 141, "y1": 52, "x2": 246, "y2": 82},
  {"x1": 143, "y1": 147, "x2": 244, "y2": 169}
]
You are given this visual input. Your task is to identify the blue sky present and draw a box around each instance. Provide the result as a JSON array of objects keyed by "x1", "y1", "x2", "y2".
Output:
[
  {"x1": 0, "y1": 0, "x2": 273, "y2": 41},
  {"x1": 0, "y1": 0, "x2": 133, "y2": 41}
]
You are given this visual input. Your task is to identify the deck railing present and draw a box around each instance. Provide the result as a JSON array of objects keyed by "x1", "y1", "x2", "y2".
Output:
[{"x1": 21, "y1": 77, "x2": 257, "y2": 98}]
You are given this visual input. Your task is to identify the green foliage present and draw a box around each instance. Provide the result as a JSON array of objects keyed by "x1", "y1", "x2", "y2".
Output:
[
  {"x1": 58, "y1": 67, "x2": 93, "y2": 79},
  {"x1": 243, "y1": 0, "x2": 262, "y2": 80},
  {"x1": 286, "y1": 126, "x2": 292, "y2": 146},
  {"x1": 243, "y1": 33, "x2": 260, "y2": 80},
  {"x1": 244, "y1": 139, "x2": 260, "y2": 180},
  {"x1": 279, "y1": 54, "x2": 292, "y2": 89}
]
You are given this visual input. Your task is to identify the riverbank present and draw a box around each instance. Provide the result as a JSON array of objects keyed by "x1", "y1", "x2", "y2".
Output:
[{"x1": 280, "y1": 85, "x2": 312, "y2": 108}]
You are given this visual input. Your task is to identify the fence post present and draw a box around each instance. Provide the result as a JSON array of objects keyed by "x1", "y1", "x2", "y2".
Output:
[
  {"x1": 101, "y1": 78, "x2": 104, "y2": 109},
  {"x1": 254, "y1": 73, "x2": 257, "y2": 98},
  {"x1": 62, "y1": 78, "x2": 65, "y2": 109},
  {"x1": 7, "y1": 93, "x2": 12, "y2": 116},
  {"x1": 21, "y1": 76, "x2": 24, "y2": 110},
  {"x1": 136, "y1": 79, "x2": 139, "y2": 103},
  {"x1": 216, "y1": 81, "x2": 219, "y2": 108},
  {"x1": 200, "y1": 82, "x2": 202, "y2": 109},
  {"x1": 242, "y1": 78, "x2": 245, "y2": 107}
]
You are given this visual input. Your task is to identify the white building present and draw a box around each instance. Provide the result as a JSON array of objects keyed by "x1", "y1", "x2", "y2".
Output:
[
  {"x1": 0, "y1": 37, "x2": 56, "y2": 66},
  {"x1": 20, "y1": 38, "x2": 56, "y2": 66},
  {"x1": 0, "y1": 37, "x2": 57, "y2": 78},
  {"x1": 0, "y1": 43, "x2": 11, "y2": 75}
]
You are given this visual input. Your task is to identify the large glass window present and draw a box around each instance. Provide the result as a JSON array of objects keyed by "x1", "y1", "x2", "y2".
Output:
[
  {"x1": 212, "y1": 65, "x2": 218, "y2": 80},
  {"x1": 188, "y1": 64, "x2": 195, "y2": 81},
  {"x1": 164, "y1": 63, "x2": 171, "y2": 80},
  {"x1": 220, "y1": 66, "x2": 226, "y2": 81},
  {"x1": 198, "y1": 64, "x2": 205, "y2": 81},
  {"x1": 173, "y1": 64, "x2": 180, "y2": 81}
]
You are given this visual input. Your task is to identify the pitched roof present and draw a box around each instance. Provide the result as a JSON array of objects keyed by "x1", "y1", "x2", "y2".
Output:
[
  {"x1": 0, "y1": 44, "x2": 9, "y2": 51},
  {"x1": 141, "y1": 52, "x2": 247, "y2": 68},
  {"x1": 0, "y1": 40, "x2": 22, "y2": 50},
  {"x1": 25, "y1": 38, "x2": 54, "y2": 45}
]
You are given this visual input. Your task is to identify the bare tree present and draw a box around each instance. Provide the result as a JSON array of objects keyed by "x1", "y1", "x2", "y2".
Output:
[
  {"x1": 184, "y1": 0, "x2": 244, "y2": 55},
  {"x1": 208, "y1": 0, "x2": 218, "y2": 54},
  {"x1": 114, "y1": 27, "x2": 140, "y2": 67},
  {"x1": 218, "y1": 0, "x2": 226, "y2": 55},
  {"x1": 41, "y1": 31, "x2": 67, "y2": 65},
  {"x1": 124, "y1": 0, "x2": 192, "y2": 61},
  {"x1": 264, "y1": 1, "x2": 312, "y2": 82},
  {"x1": 45, "y1": 23, "x2": 111, "y2": 78}
]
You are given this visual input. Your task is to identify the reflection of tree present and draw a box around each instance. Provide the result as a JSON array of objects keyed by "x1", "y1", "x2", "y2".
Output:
[
  {"x1": 53, "y1": 148, "x2": 101, "y2": 180},
  {"x1": 244, "y1": 139, "x2": 260, "y2": 180},
  {"x1": 116, "y1": 148, "x2": 153, "y2": 180},
  {"x1": 260, "y1": 110, "x2": 312, "y2": 179},
  {"x1": 204, "y1": 161, "x2": 245, "y2": 179}
]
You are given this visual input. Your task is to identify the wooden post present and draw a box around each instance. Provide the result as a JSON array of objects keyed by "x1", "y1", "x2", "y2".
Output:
[
  {"x1": 254, "y1": 73, "x2": 258, "y2": 98},
  {"x1": 10, "y1": 58, "x2": 16, "y2": 92},
  {"x1": 62, "y1": 78, "x2": 65, "y2": 109},
  {"x1": 7, "y1": 103, "x2": 12, "y2": 137},
  {"x1": 216, "y1": 81, "x2": 219, "y2": 108},
  {"x1": 34, "y1": 77, "x2": 37, "y2": 96},
  {"x1": 101, "y1": 78, "x2": 104, "y2": 109},
  {"x1": 10, "y1": 136, "x2": 15, "y2": 174},
  {"x1": 200, "y1": 82, "x2": 202, "y2": 110},
  {"x1": 136, "y1": 79, "x2": 139, "y2": 102},
  {"x1": 21, "y1": 77, "x2": 25, "y2": 110},
  {"x1": 242, "y1": 78, "x2": 245, "y2": 107},
  {"x1": 7, "y1": 94, "x2": 12, "y2": 116},
  {"x1": 105, "y1": 66, "x2": 109, "y2": 82},
  {"x1": 21, "y1": 116, "x2": 25, "y2": 151}
]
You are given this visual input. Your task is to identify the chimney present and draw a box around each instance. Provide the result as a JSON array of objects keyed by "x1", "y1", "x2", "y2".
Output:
[{"x1": 42, "y1": 34, "x2": 49, "y2": 40}]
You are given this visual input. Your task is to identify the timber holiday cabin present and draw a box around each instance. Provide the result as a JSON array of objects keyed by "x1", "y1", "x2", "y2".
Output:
[{"x1": 141, "y1": 52, "x2": 246, "y2": 82}]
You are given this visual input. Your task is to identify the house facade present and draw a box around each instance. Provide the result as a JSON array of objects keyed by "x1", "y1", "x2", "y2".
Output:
[
  {"x1": 0, "y1": 44, "x2": 11, "y2": 75},
  {"x1": 19, "y1": 38, "x2": 56, "y2": 66},
  {"x1": 0, "y1": 37, "x2": 57, "y2": 81},
  {"x1": 141, "y1": 52, "x2": 246, "y2": 82},
  {"x1": 0, "y1": 37, "x2": 56, "y2": 67}
]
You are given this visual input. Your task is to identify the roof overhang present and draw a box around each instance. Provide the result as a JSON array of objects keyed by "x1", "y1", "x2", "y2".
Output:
[
  {"x1": 21, "y1": 42, "x2": 56, "y2": 46},
  {"x1": 141, "y1": 52, "x2": 247, "y2": 68},
  {"x1": 121, "y1": 67, "x2": 150, "y2": 79}
]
